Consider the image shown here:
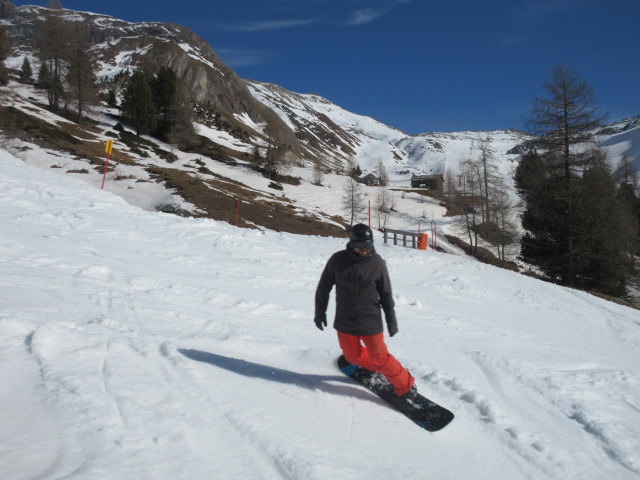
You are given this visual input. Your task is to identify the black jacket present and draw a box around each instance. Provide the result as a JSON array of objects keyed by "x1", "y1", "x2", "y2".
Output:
[{"x1": 315, "y1": 243, "x2": 397, "y2": 336}]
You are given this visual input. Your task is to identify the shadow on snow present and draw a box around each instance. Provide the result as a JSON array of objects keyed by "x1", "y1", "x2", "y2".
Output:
[{"x1": 178, "y1": 348, "x2": 384, "y2": 405}]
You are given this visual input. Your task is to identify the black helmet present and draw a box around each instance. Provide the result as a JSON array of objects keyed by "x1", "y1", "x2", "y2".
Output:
[{"x1": 350, "y1": 223, "x2": 374, "y2": 249}]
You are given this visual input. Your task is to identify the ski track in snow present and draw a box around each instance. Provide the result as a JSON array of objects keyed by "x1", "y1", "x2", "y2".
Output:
[{"x1": 1, "y1": 150, "x2": 640, "y2": 479}]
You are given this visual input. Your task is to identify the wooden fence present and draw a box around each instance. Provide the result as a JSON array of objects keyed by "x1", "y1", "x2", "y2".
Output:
[{"x1": 382, "y1": 228, "x2": 428, "y2": 250}]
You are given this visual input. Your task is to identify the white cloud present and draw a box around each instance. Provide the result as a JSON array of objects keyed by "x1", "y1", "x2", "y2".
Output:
[
  {"x1": 216, "y1": 47, "x2": 271, "y2": 67},
  {"x1": 347, "y1": 0, "x2": 413, "y2": 26},
  {"x1": 349, "y1": 8, "x2": 385, "y2": 25},
  {"x1": 223, "y1": 18, "x2": 317, "y2": 32}
]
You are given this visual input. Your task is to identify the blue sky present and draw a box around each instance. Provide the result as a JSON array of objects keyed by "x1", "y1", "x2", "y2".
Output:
[{"x1": 12, "y1": 0, "x2": 640, "y2": 134}]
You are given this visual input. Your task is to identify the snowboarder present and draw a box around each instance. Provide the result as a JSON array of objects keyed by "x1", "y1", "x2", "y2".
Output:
[{"x1": 314, "y1": 223, "x2": 416, "y2": 399}]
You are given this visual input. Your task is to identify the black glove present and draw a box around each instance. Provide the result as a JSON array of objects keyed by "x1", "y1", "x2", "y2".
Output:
[
  {"x1": 314, "y1": 314, "x2": 327, "y2": 331},
  {"x1": 388, "y1": 324, "x2": 398, "y2": 337}
]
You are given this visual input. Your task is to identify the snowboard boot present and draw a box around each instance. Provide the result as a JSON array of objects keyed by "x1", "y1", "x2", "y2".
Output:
[
  {"x1": 398, "y1": 384, "x2": 418, "y2": 401},
  {"x1": 337, "y1": 355, "x2": 359, "y2": 376}
]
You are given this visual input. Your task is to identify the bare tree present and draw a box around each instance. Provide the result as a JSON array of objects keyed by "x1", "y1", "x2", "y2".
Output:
[
  {"x1": 259, "y1": 101, "x2": 282, "y2": 180},
  {"x1": 528, "y1": 64, "x2": 605, "y2": 182},
  {"x1": 311, "y1": 161, "x2": 324, "y2": 186},
  {"x1": 487, "y1": 177, "x2": 517, "y2": 264},
  {"x1": 454, "y1": 158, "x2": 482, "y2": 254},
  {"x1": 376, "y1": 160, "x2": 389, "y2": 186},
  {"x1": 342, "y1": 177, "x2": 365, "y2": 227},
  {"x1": 35, "y1": 7, "x2": 70, "y2": 110},
  {"x1": 444, "y1": 168, "x2": 457, "y2": 203},
  {"x1": 374, "y1": 188, "x2": 392, "y2": 230},
  {"x1": 478, "y1": 138, "x2": 497, "y2": 223},
  {"x1": 66, "y1": 22, "x2": 97, "y2": 121}
]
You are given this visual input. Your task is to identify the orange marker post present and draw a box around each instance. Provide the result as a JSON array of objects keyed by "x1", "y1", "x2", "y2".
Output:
[
  {"x1": 101, "y1": 140, "x2": 113, "y2": 189},
  {"x1": 418, "y1": 233, "x2": 428, "y2": 250}
]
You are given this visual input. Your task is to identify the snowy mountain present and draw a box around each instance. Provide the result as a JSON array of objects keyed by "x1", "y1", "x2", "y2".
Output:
[
  {"x1": 2, "y1": 147, "x2": 640, "y2": 479},
  {"x1": 2, "y1": 3, "x2": 299, "y2": 158},
  {"x1": 2, "y1": 5, "x2": 640, "y2": 476},
  {"x1": 1, "y1": 2, "x2": 639, "y2": 240},
  {"x1": 246, "y1": 80, "x2": 640, "y2": 185},
  {"x1": 3, "y1": 3, "x2": 536, "y2": 181},
  {"x1": 247, "y1": 80, "x2": 532, "y2": 181},
  {"x1": 599, "y1": 116, "x2": 640, "y2": 177},
  {"x1": 3, "y1": 3, "x2": 638, "y2": 180}
]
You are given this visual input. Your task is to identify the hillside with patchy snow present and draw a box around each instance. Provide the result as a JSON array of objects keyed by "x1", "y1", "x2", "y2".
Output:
[
  {"x1": 1, "y1": 148, "x2": 640, "y2": 480},
  {"x1": 2, "y1": 3, "x2": 640, "y2": 236}
]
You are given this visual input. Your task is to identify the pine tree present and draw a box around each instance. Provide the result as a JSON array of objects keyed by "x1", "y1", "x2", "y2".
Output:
[
  {"x1": 166, "y1": 95, "x2": 195, "y2": 149},
  {"x1": 121, "y1": 70, "x2": 157, "y2": 136},
  {"x1": 19, "y1": 57, "x2": 33, "y2": 84},
  {"x1": 0, "y1": 23, "x2": 10, "y2": 85},
  {"x1": 152, "y1": 66, "x2": 178, "y2": 137},
  {"x1": 514, "y1": 150, "x2": 545, "y2": 198},
  {"x1": 518, "y1": 65, "x2": 637, "y2": 296},
  {"x1": 615, "y1": 181, "x2": 640, "y2": 257},
  {"x1": 263, "y1": 145, "x2": 281, "y2": 180},
  {"x1": 151, "y1": 67, "x2": 194, "y2": 148},
  {"x1": 37, "y1": 61, "x2": 50, "y2": 90},
  {"x1": 573, "y1": 157, "x2": 637, "y2": 296},
  {"x1": 520, "y1": 65, "x2": 604, "y2": 285}
]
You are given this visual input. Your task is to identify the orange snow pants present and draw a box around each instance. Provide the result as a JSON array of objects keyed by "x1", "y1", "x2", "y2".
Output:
[{"x1": 337, "y1": 331, "x2": 414, "y2": 396}]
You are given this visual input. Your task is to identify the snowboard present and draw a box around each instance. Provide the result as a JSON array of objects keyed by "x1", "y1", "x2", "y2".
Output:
[{"x1": 337, "y1": 355, "x2": 454, "y2": 432}]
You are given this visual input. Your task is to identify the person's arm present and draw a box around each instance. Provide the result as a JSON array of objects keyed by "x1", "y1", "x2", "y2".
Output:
[
  {"x1": 314, "y1": 256, "x2": 335, "y2": 330},
  {"x1": 377, "y1": 260, "x2": 398, "y2": 336}
]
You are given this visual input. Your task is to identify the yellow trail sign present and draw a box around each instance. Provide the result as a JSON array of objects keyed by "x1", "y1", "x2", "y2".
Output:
[{"x1": 102, "y1": 140, "x2": 113, "y2": 189}]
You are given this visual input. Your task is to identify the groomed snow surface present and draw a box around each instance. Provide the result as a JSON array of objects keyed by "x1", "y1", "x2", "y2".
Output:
[{"x1": 1, "y1": 149, "x2": 639, "y2": 480}]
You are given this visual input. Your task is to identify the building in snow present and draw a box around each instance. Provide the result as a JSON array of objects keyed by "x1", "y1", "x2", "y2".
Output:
[
  {"x1": 410, "y1": 174, "x2": 444, "y2": 192},
  {"x1": 358, "y1": 173, "x2": 380, "y2": 186}
]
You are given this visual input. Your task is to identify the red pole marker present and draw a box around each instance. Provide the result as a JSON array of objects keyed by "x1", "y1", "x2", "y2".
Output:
[
  {"x1": 431, "y1": 220, "x2": 437, "y2": 249},
  {"x1": 101, "y1": 140, "x2": 113, "y2": 190}
]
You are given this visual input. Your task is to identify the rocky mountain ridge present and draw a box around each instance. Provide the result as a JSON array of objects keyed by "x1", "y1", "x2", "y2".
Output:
[
  {"x1": 2, "y1": 3, "x2": 301, "y2": 160},
  {"x1": 1, "y1": 2, "x2": 536, "y2": 176}
]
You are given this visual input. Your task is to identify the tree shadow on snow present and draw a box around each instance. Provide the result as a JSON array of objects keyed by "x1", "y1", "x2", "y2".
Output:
[{"x1": 178, "y1": 348, "x2": 383, "y2": 405}]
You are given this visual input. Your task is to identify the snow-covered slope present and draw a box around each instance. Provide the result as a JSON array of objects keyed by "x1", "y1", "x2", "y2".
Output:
[
  {"x1": 1, "y1": 148, "x2": 639, "y2": 479},
  {"x1": 600, "y1": 116, "x2": 640, "y2": 176},
  {"x1": 247, "y1": 80, "x2": 531, "y2": 183},
  {"x1": 248, "y1": 81, "x2": 640, "y2": 191}
]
